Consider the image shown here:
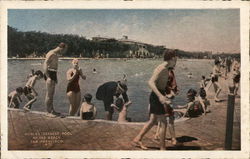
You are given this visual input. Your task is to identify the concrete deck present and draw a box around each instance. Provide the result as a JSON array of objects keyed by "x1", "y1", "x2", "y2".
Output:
[{"x1": 8, "y1": 78, "x2": 240, "y2": 150}]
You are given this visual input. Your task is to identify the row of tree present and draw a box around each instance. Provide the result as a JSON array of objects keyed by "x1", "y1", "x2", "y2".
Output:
[{"x1": 8, "y1": 26, "x2": 240, "y2": 59}]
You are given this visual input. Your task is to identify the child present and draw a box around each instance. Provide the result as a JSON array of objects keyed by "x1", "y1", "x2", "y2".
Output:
[
  {"x1": 198, "y1": 87, "x2": 211, "y2": 115},
  {"x1": 23, "y1": 70, "x2": 44, "y2": 111},
  {"x1": 154, "y1": 67, "x2": 177, "y2": 145},
  {"x1": 180, "y1": 88, "x2": 209, "y2": 117},
  {"x1": 80, "y1": 93, "x2": 97, "y2": 120},
  {"x1": 8, "y1": 87, "x2": 24, "y2": 108},
  {"x1": 111, "y1": 97, "x2": 132, "y2": 122},
  {"x1": 200, "y1": 75, "x2": 210, "y2": 89}
]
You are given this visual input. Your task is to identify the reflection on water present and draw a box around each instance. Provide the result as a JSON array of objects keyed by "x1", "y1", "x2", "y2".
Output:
[{"x1": 8, "y1": 59, "x2": 213, "y2": 122}]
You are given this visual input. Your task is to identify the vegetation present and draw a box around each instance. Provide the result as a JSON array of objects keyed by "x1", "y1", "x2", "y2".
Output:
[{"x1": 8, "y1": 26, "x2": 240, "y2": 59}]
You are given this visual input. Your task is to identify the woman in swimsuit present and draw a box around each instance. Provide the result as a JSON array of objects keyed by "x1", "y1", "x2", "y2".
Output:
[{"x1": 66, "y1": 59, "x2": 86, "y2": 116}]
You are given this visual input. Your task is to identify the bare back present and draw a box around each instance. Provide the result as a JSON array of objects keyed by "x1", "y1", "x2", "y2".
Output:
[
  {"x1": 44, "y1": 48, "x2": 59, "y2": 71},
  {"x1": 25, "y1": 76, "x2": 37, "y2": 88}
]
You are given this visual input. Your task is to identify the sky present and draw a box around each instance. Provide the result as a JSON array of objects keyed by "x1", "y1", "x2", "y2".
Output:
[{"x1": 8, "y1": 9, "x2": 240, "y2": 53}]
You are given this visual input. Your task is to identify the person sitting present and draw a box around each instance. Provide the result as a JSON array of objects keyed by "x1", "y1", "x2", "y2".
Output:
[
  {"x1": 178, "y1": 88, "x2": 209, "y2": 117},
  {"x1": 111, "y1": 97, "x2": 132, "y2": 122},
  {"x1": 198, "y1": 87, "x2": 211, "y2": 115},
  {"x1": 23, "y1": 70, "x2": 44, "y2": 111},
  {"x1": 8, "y1": 87, "x2": 24, "y2": 108},
  {"x1": 80, "y1": 93, "x2": 97, "y2": 120}
]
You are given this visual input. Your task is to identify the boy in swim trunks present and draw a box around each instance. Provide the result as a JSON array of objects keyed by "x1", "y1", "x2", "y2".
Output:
[
  {"x1": 80, "y1": 93, "x2": 97, "y2": 120},
  {"x1": 23, "y1": 70, "x2": 44, "y2": 111},
  {"x1": 133, "y1": 49, "x2": 177, "y2": 150},
  {"x1": 8, "y1": 87, "x2": 24, "y2": 108},
  {"x1": 44, "y1": 42, "x2": 67, "y2": 116}
]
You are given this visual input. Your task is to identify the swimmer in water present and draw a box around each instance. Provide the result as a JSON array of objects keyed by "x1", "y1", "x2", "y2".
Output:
[{"x1": 187, "y1": 72, "x2": 192, "y2": 78}]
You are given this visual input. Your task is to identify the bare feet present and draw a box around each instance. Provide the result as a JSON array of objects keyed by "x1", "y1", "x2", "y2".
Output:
[
  {"x1": 171, "y1": 138, "x2": 177, "y2": 146},
  {"x1": 132, "y1": 140, "x2": 148, "y2": 150},
  {"x1": 214, "y1": 98, "x2": 221, "y2": 102}
]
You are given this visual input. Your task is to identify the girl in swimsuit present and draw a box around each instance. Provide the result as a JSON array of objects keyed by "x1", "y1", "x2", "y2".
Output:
[{"x1": 66, "y1": 59, "x2": 86, "y2": 116}]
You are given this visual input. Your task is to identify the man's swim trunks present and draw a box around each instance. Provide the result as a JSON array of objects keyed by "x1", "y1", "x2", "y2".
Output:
[
  {"x1": 66, "y1": 72, "x2": 80, "y2": 93},
  {"x1": 44, "y1": 70, "x2": 57, "y2": 83},
  {"x1": 149, "y1": 90, "x2": 165, "y2": 115}
]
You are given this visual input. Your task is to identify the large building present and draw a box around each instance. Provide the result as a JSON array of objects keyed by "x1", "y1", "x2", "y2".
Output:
[
  {"x1": 91, "y1": 35, "x2": 158, "y2": 58},
  {"x1": 118, "y1": 35, "x2": 151, "y2": 57},
  {"x1": 92, "y1": 36, "x2": 115, "y2": 42}
]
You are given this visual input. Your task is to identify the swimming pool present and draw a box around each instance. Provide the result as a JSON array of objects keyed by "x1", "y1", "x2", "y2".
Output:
[{"x1": 8, "y1": 58, "x2": 213, "y2": 122}]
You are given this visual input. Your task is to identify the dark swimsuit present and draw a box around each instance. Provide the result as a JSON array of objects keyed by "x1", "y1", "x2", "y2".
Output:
[
  {"x1": 23, "y1": 86, "x2": 32, "y2": 96},
  {"x1": 149, "y1": 90, "x2": 166, "y2": 115},
  {"x1": 81, "y1": 112, "x2": 94, "y2": 120},
  {"x1": 66, "y1": 71, "x2": 80, "y2": 93},
  {"x1": 233, "y1": 74, "x2": 240, "y2": 83},
  {"x1": 211, "y1": 75, "x2": 218, "y2": 83},
  {"x1": 44, "y1": 70, "x2": 58, "y2": 83},
  {"x1": 149, "y1": 69, "x2": 177, "y2": 116}
]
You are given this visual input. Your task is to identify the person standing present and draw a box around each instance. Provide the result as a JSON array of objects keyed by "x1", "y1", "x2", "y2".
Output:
[
  {"x1": 96, "y1": 80, "x2": 130, "y2": 120},
  {"x1": 211, "y1": 59, "x2": 224, "y2": 102},
  {"x1": 66, "y1": 58, "x2": 86, "y2": 116},
  {"x1": 44, "y1": 42, "x2": 67, "y2": 116},
  {"x1": 133, "y1": 49, "x2": 177, "y2": 150}
]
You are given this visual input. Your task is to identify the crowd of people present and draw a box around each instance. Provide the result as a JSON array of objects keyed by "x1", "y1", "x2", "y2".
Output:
[{"x1": 8, "y1": 42, "x2": 241, "y2": 150}]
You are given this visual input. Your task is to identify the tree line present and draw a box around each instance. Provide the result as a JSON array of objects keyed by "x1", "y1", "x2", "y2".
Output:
[{"x1": 8, "y1": 26, "x2": 240, "y2": 59}]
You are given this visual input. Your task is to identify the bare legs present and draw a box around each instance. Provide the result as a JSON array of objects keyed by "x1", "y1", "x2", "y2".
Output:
[
  {"x1": 67, "y1": 91, "x2": 81, "y2": 116},
  {"x1": 213, "y1": 82, "x2": 222, "y2": 101},
  {"x1": 105, "y1": 111, "x2": 113, "y2": 120},
  {"x1": 154, "y1": 116, "x2": 177, "y2": 145},
  {"x1": 133, "y1": 114, "x2": 167, "y2": 150},
  {"x1": 168, "y1": 116, "x2": 177, "y2": 145},
  {"x1": 45, "y1": 79, "x2": 56, "y2": 113},
  {"x1": 23, "y1": 94, "x2": 37, "y2": 110}
]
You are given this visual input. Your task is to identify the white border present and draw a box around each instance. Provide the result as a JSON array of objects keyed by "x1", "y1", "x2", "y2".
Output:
[{"x1": 1, "y1": 1, "x2": 249, "y2": 158}]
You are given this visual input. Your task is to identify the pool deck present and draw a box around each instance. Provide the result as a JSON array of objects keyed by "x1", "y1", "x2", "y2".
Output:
[{"x1": 8, "y1": 78, "x2": 240, "y2": 150}]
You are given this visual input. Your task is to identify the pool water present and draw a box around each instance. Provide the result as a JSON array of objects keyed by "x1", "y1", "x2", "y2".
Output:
[{"x1": 8, "y1": 58, "x2": 213, "y2": 122}]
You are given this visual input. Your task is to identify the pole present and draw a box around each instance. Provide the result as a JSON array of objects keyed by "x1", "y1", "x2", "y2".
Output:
[{"x1": 224, "y1": 86, "x2": 235, "y2": 150}]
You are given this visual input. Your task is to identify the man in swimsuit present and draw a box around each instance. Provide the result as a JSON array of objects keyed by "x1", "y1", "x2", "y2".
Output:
[
  {"x1": 96, "y1": 80, "x2": 130, "y2": 120},
  {"x1": 133, "y1": 49, "x2": 177, "y2": 150},
  {"x1": 44, "y1": 42, "x2": 67, "y2": 116}
]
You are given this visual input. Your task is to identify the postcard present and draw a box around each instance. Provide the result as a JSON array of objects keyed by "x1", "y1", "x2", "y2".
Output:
[{"x1": 1, "y1": 1, "x2": 249, "y2": 158}]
